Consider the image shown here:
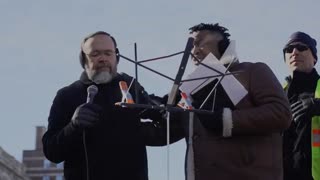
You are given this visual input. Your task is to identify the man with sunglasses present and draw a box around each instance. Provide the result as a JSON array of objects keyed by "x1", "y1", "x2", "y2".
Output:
[{"x1": 282, "y1": 31, "x2": 320, "y2": 180}]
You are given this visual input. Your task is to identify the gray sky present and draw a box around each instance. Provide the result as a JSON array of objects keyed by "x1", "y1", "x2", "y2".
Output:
[{"x1": 0, "y1": 0, "x2": 319, "y2": 179}]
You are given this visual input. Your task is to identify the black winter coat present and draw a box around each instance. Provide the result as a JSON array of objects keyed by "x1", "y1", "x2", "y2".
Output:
[
  {"x1": 283, "y1": 69, "x2": 320, "y2": 180},
  {"x1": 42, "y1": 72, "x2": 173, "y2": 180}
]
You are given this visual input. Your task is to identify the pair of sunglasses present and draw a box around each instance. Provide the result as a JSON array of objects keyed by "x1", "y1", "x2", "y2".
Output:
[{"x1": 284, "y1": 44, "x2": 309, "y2": 53}]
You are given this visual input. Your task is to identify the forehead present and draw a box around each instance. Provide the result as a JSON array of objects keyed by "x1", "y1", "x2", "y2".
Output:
[
  {"x1": 288, "y1": 41, "x2": 308, "y2": 46},
  {"x1": 82, "y1": 34, "x2": 115, "y2": 53},
  {"x1": 191, "y1": 30, "x2": 222, "y2": 44},
  {"x1": 191, "y1": 30, "x2": 213, "y2": 40}
]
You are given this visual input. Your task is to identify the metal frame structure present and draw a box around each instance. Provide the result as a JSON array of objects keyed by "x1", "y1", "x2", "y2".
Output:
[
  {"x1": 117, "y1": 37, "x2": 239, "y2": 180},
  {"x1": 118, "y1": 37, "x2": 239, "y2": 113}
]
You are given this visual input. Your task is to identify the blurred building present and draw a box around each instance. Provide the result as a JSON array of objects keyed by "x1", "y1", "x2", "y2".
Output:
[
  {"x1": 0, "y1": 146, "x2": 30, "y2": 180},
  {"x1": 23, "y1": 126, "x2": 63, "y2": 180}
]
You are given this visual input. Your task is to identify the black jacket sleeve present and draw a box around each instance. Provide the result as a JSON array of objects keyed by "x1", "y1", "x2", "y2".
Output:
[
  {"x1": 118, "y1": 73, "x2": 185, "y2": 146},
  {"x1": 42, "y1": 89, "x2": 83, "y2": 163},
  {"x1": 138, "y1": 92, "x2": 185, "y2": 146}
]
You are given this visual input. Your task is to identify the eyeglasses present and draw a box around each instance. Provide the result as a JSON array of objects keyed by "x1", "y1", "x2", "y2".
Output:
[
  {"x1": 85, "y1": 50, "x2": 116, "y2": 58},
  {"x1": 284, "y1": 44, "x2": 309, "y2": 53}
]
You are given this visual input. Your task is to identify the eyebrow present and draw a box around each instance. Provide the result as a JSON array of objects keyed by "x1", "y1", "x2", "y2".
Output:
[
  {"x1": 193, "y1": 37, "x2": 205, "y2": 45},
  {"x1": 90, "y1": 49, "x2": 115, "y2": 53},
  {"x1": 289, "y1": 43, "x2": 308, "y2": 46}
]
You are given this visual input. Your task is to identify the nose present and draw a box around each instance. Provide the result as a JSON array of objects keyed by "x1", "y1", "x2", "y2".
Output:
[
  {"x1": 191, "y1": 47, "x2": 200, "y2": 63},
  {"x1": 98, "y1": 53, "x2": 109, "y2": 63},
  {"x1": 192, "y1": 46, "x2": 202, "y2": 62},
  {"x1": 192, "y1": 46, "x2": 200, "y2": 56},
  {"x1": 292, "y1": 47, "x2": 300, "y2": 54}
]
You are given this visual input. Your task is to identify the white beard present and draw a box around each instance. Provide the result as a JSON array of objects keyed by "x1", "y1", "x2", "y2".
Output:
[{"x1": 86, "y1": 70, "x2": 114, "y2": 84}]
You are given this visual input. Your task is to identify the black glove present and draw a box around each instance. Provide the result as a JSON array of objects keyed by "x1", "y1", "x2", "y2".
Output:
[
  {"x1": 71, "y1": 103, "x2": 102, "y2": 129},
  {"x1": 291, "y1": 97, "x2": 320, "y2": 122},
  {"x1": 196, "y1": 109, "x2": 223, "y2": 135},
  {"x1": 140, "y1": 93, "x2": 182, "y2": 120}
]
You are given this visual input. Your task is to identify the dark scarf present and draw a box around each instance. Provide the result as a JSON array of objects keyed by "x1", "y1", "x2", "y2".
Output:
[{"x1": 285, "y1": 69, "x2": 320, "y2": 103}]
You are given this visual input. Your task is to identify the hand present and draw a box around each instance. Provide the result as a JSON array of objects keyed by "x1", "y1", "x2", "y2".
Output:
[
  {"x1": 71, "y1": 103, "x2": 102, "y2": 129},
  {"x1": 196, "y1": 109, "x2": 223, "y2": 135},
  {"x1": 291, "y1": 97, "x2": 320, "y2": 122},
  {"x1": 139, "y1": 94, "x2": 167, "y2": 120},
  {"x1": 140, "y1": 93, "x2": 182, "y2": 120}
]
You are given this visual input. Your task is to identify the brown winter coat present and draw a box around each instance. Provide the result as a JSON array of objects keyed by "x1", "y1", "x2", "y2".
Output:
[{"x1": 179, "y1": 62, "x2": 292, "y2": 180}]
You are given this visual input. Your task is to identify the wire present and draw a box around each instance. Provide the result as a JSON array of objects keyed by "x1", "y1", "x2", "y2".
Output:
[{"x1": 83, "y1": 131, "x2": 90, "y2": 180}]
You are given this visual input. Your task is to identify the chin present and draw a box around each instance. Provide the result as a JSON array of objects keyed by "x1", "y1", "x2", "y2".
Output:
[
  {"x1": 294, "y1": 68, "x2": 311, "y2": 73},
  {"x1": 291, "y1": 66, "x2": 298, "y2": 71},
  {"x1": 87, "y1": 70, "x2": 114, "y2": 84}
]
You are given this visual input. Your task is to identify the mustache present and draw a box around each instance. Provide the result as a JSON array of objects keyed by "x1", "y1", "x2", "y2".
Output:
[{"x1": 96, "y1": 62, "x2": 111, "y2": 69}]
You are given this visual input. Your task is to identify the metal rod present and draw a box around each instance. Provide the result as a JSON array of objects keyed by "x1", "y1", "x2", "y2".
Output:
[
  {"x1": 199, "y1": 58, "x2": 237, "y2": 109},
  {"x1": 167, "y1": 37, "x2": 194, "y2": 105},
  {"x1": 138, "y1": 51, "x2": 184, "y2": 64},
  {"x1": 181, "y1": 71, "x2": 242, "y2": 82},
  {"x1": 166, "y1": 111, "x2": 170, "y2": 180},
  {"x1": 190, "y1": 53, "x2": 226, "y2": 75},
  {"x1": 116, "y1": 103, "x2": 214, "y2": 115},
  {"x1": 134, "y1": 43, "x2": 139, "y2": 104},
  {"x1": 120, "y1": 55, "x2": 175, "y2": 82}
]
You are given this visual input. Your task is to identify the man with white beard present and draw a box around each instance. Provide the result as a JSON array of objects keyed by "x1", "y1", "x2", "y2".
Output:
[
  {"x1": 42, "y1": 31, "x2": 179, "y2": 180},
  {"x1": 81, "y1": 32, "x2": 117, "y2": 84}
]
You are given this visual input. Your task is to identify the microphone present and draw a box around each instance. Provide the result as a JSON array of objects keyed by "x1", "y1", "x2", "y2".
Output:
[
  {"x1": 86, "y1": 85, "x2": 98, "y2": 104},
  {"x1": 84, "y1": 85, "x2": 98, "y2": 180}
]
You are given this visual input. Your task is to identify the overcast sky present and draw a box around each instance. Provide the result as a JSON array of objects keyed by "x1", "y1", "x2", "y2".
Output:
[{"x1": 1, "y1": 0, "x2": 319, "y2": 180}]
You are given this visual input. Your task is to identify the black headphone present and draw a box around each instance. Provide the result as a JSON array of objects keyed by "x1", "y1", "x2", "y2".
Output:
[{"x1": 79, "y1": 31, "x2": 120, "y2": 69}]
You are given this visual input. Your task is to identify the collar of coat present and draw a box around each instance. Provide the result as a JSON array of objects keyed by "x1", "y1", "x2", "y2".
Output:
[
  {"x1": 285, "y1": 69, "x2": 320, "y2": 86},
  {"x1": 219, "y1": 40, "x2": 239, "y2": 67}
]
